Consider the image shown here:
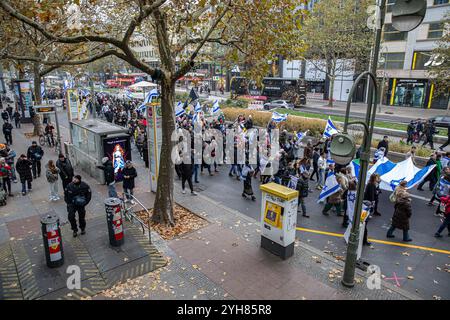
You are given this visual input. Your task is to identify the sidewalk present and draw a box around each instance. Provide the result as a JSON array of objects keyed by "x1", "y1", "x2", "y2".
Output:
[
  {"x1": 0, "y1": 117, "x2": 420, "y2": 300},
  {"x1": 306, "y1": 100, "x2": 447, "y2": 120}
]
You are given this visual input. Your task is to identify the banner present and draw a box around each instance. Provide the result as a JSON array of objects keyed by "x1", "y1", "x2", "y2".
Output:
[
  {"x1": 66, "y1": 89, "x2": 79, "y2": 121},
  {"x1": 344, "y1": 201, "x2": 371, "y2": 260},
  {"x1": 147, "y1": 100, "x2": 162, "y2": 192}
]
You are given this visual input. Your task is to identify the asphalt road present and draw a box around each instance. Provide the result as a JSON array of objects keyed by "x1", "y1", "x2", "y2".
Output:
[
  {"x1": 181, "y1": 164, "x2": 450, "y2": 300},
  {"x1": 51, "y1": 105, "x2": 449, "y2": 300}
]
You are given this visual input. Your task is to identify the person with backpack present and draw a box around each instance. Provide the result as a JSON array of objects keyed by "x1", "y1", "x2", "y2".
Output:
[
  {"x1": 2, "y1": 120, "x2": 13, "y2": 145},
  {"x1": 27, "y1": 141, "x2": 44, "y2": 178},
  {"x1": 122, "y1": 160, "x2": 137, "y2": 203},
  {"x1": 64, "y1": 175, "x2": 92, "y2": 237},
  {"x1": 434, "y1": 195, "x2": 450, "y2": 238},
  {"x1": 0, "y1": 157, "x2": 13, "y2": 197},
  {"x1": 16, "y1": 154, "x2": 33, "y2": 195},
  {"x1": 296, "y1": 171, "x2": 310, "y2": 218},
  {"x1": 46, "y1": 159, "x2": 60, "y2": 201},
  {"x1": 386, "y1": 189, "x2": 413, "y2": 242}
]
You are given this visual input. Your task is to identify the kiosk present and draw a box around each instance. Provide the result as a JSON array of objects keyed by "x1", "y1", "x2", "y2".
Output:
[
  {"x1": 68, "y1": 119, "x2": 131, "y2": 184},
  {"x1": 260, "y1": 182, "x2": 298, "y2": 260}
]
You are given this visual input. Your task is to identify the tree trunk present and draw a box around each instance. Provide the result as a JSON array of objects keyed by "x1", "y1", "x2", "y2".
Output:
[
  {"x1": 32, "y1": 63, "x2": 43, "y2": 136},
  {"x1": 152, "y1": 78, "x2": 176, "y2": 226},
  {"x1": 328, "y1": 74, "x2": 335, "y2": 108}
]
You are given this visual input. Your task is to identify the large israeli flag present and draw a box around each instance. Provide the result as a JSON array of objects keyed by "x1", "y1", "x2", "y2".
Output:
[
  {"x1": 367, "y1": 156, "x2": 436, "y2": 191},
  {"x1": 271, "y1": 111, "x2": 288, "y2": 123},
  {"x1": 318, "y1": 171, "x2": 342, "y2": 203},
  {"x1": 212, "y1": 100, "x2": 220, "y2": 113},
  {"x1": 175, "y1": 101, "x2": 185, "y2": 117},
  {"x1": 323, "y1": 117, "x2": 339, "y2": 138}
]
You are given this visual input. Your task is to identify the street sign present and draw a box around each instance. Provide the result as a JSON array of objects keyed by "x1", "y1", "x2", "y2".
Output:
[{"x1": 33, "y1": 105, "x2": 56, "y2": 114}]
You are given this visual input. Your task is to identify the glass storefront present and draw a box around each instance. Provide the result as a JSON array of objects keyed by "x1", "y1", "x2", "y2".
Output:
[{"x1": 391, "y1": 79, "x2": 427, "y2": 108}]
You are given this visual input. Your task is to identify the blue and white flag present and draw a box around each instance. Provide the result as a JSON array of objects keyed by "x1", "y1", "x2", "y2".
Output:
[
  {"x1": 288, "y1": 175, "x2": 299, "y2": 190},
  {"x1": 138, "y1": 88, "x2": 159, "y2": 112},
  {"x1": 271, "y1": 111, "x2": 288, "y2": 123},
  {"x1": 348, "y1": 159, "x2": 360, "y2": 181},
  {"x1": 441, "y1": 156, "x2": 450, "y2": 168},
  {"x1": 318, "y1": 171, "x2": 342, "y2": 203},
  {"x1": 125, "y1": 88, "x2": 133, "y2": 99},
  {"x1": 175, "y1": 101, "x2": 185, "y2": 117},
  {"x1": 367, "y1": 156, "x2": 436, "y2": 191},
  {"x1": 194, "y1": 101, "x2": 202, "y2": 113},
  {"x1": 41, "y1": 82, "x2": 46, "y2": 98},
  {"x1": 323, "y1": 117, "x2": 339, "y2": 138},
  {"x1": 212, "y1": 100, "x2": 220, "y2": 113},
  {"x1": 296, "y1": 130, "x2": 308, "y2": 142},
  {"x1": 326, "y1": 158, "x2": 335, "y2": 165},
  {"x1": 438, "y1": 177, "x2": 450, "y2": 197}
]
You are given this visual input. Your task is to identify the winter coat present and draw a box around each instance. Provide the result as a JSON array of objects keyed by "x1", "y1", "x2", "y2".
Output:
[
  {"x1": 392, "y1": 196, "x2": 412, "y2": 230},
  {"x1": 97, "y1": 160, "x2": 115, "y2": 184},
  {"x1": 296, "y1": 177, "x2": 309, "y2": 199},
  {"x1": 16, "y1": 158, "x2": 33, "y2": 182},
  {"x1": 0, "y1": 163, "x2": 11, "y2": 178},
  {"x1": 27, "y1": 145, "x2": 44, "y2": 162},
  {"x1": 56, "y1": 158, "x2": 74, "y2": 181},
  {"x1": 45, "y1": 165, "x2": 59, "y2": 183},
  {"x1": 364, "y1": 182, "x2": 377, "y2": 202},
  {"x1": 122, "y1": 166, "x2": 137, "y2": 189},
  {"x1": 64, "y1": 181, "x2": 92, "y2": 207},
  {"x1": 3, "y1": 122, "x2": 12, "y2": 135},
  {"x1": 439, "y1": 196, "x2": 450, "y2": 217}
]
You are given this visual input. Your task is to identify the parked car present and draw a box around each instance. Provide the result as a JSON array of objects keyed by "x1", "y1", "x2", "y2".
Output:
[
  {"x1": 428, "y1": 116, "x2": 450, "y2": 128},
  {"x1": 263, "y1": 100, "x2": 294, "y2": 110}
]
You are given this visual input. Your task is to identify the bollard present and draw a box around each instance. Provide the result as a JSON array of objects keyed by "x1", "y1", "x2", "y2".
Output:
[
  {"x1": 105, "y1": 197, "x2": 124, "y2": 247},
  {"x1": 41, "y1": 214, "x2": 64, "y2": 268}
]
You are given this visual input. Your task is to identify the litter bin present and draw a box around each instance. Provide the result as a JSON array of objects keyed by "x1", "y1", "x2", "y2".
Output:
[
  {"x1": 41, "y1": 214, "x2": 64, "y2": 268},
  {"x1": 105, "y1": 197, "x2": 124, "y2": 247}
]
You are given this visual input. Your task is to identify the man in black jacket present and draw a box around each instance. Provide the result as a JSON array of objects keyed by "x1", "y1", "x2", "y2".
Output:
[
  {"x1": 2, "y1": 120, "x2": 13, "y2": 145},
  {"x1": 64, "y1": 175, "x2": 92, "y2": 237},
  {"x1": 377, "y1": 136, "x2": 389, "y2": 156},
  {"x1": 56, "y1": 154, "x2": 74, "y2": 190},
  {"x1": 15, "y1": 154, "x2": 33, "y2": 195},
  {"x1": 13, "y1": 110, "x2": 21, "y2": 128},
  {"x1": 27, "y1": 141, "x2": 44, "y2": 178},
  {"x1": 96, "y1": 157, "x2": 117, "y2": 197}
]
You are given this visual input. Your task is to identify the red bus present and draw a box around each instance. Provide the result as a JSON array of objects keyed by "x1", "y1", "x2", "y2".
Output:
[{"x1": 106, "y1": 73, "x2": 147, "y2": 88}]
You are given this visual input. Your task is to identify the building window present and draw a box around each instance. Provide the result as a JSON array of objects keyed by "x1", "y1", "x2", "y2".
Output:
[
  {"x1": 433, "y1": 0, "x2": 449, "y2": 5},
  {"x1": 412, "y1": 51, "x2": 433, "y2": 70},
  {"x1": 383, "y1": 23, "x2": 408, "y2": 41},
  {"x1": 380, "y1": 52, "x2": 405, "y2": 69},
  {"x1": 428, "y1": 22, "x2": 445, "y2": 39}
]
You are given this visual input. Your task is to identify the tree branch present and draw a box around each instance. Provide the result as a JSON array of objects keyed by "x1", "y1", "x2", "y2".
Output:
[{"x1": 173, "y1": 1, "x2": 232, "y2": 80}]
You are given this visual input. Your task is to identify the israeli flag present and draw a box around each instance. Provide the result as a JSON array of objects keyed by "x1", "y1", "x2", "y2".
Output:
[
  {"x1": 367, "y1": 156, "x2": 436, "y2": 191},
  {"x1": 138, "y1": 88, "x2": 159, "y2": 112},
  {"x1": 438, "y1": 177, "x2": 450, "y2": 197},
  {"x1": 212, "y1": 100, "x2": 220, "y2": 113},
  {"x1": 318, "y1": 171, "x2": 342, "y2": 203},
  {"x1": 195, "y1": 101, "x2": 202, "y2": 113},
  {"x1": 271, "y1": 111, "x2": 288, "y2": 123},
  {"x1": 41, "y1": 82, "x2": 46, "y2": 98},
  {"x1": 296, "y1": 130, "x2": 308, "y2": 142},
  {"x1": 348, "y1": 159, "x2": 360, "y2": 181},
  {"x1": 175, "y1": 101, "x2": 185, "y2": 117},
  {"x1": 326, "y1": 158, "x2": 335, "y2": 165},
  {"x1": 323, "y1": 117, "x2": 339, "y2": 138},
  {"x1": 125, "y1": 88, "x2": 133, "y2": 99}
]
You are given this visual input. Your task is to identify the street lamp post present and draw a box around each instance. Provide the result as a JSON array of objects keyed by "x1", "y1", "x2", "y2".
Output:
[{"x1": 331, "y1": 0, "x2": 427, "y2": 288}]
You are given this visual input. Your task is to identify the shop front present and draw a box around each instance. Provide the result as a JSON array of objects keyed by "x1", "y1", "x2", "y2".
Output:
[{"x1": 387, "y1": 78, "x2": 449, "y2": 109}]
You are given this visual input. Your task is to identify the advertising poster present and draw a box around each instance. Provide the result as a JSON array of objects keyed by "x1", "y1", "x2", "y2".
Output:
[
  {"x1": 147, "y1": 100, "x2": 162, "y2": 192},
  {"x1": 103, "y1": 136, "x2": 132, "y2": 182},
  {"x1": 66, "y1": 89, "x2": 79, "y2": 121},
  {"x1": 14, "y1": 80, "x2": 33, "y2": 119}
]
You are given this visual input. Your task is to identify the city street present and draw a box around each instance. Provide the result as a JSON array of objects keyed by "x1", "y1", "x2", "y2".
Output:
[{"x1": 27, "y1": 108, "x2": 450, "y2": 299}]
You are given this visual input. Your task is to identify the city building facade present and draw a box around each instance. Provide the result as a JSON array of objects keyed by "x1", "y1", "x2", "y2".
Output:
[{"x1": 378, "y1": 0, "x2": 449, "y2": 109}]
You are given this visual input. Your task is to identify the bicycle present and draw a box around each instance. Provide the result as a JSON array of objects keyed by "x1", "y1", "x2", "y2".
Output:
[{"x1": 39, "y1": 133, "x2": 60, "y2": 152}]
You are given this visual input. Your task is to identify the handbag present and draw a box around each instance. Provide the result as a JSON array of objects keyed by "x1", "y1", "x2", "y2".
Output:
[{"x1": 389, "y1": 192, "x2": 396, "y2": 203}]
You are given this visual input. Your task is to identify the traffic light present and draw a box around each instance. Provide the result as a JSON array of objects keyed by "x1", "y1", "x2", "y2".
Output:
[{"x1": 391, "y1": 0, "x2": 427, "y2": 32}]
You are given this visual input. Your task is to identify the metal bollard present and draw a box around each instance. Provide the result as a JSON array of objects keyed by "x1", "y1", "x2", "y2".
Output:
[
  {"x1": 105, "y1": 198, "x2": 124, "y2": 247},
  {"x1": 41, "y1": 214, "x2": 64, "y2": 268}
]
